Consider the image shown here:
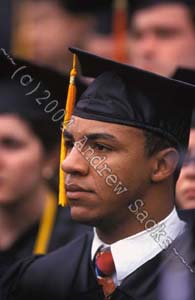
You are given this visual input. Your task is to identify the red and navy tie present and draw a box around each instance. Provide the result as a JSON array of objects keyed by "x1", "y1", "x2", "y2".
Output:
[{"x1": 95, "y1": 247, "x2": 116, "y2": 299}]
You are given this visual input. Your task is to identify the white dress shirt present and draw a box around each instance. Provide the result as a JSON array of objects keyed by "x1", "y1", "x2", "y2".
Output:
[{"x1": 91, "y1": 208, "x2": 186, "y2": 286}]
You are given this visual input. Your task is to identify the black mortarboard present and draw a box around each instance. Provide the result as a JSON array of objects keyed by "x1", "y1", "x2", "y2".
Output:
[
  {"x1": 172, "y1": 67, "x2": 195, "y2": 85},
  {"x1": 129, "y1": 0, "x2": 195, "y2": 14},
  {"x1": 0, "y1": 0, "x2": 12, "y2": 52},
  {"x1": 94, "y1": 8, "x2": 113, "y2": 35},
  {"x1": 172, "y1": 67, "x2": 195, "y2": 128},
  {"x1": 70, "y1": 47, "x2": 195, "y2": 151},
  {"x1": 60, "y1": 0, "x2": 110, "y2": 14},
  {"x1": 0, "y1": 50, "x2": 86, "y2": 150},
  {"x1": 94, "y1": 1, "x2": 131, "y2": 35}
]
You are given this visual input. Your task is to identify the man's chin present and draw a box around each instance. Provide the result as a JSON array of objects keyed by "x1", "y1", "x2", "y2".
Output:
[
  {"x1": 182, "y1": 199, "x2": 195, "y2": 210},
  {"x1": 71, "y1": 216, "x2": 97, "y2": 227},
  {"x1": 70, "y1": 208, "x2": 99, "y2": 227}
]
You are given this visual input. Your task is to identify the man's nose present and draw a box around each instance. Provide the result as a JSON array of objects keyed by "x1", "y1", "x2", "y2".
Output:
[
  {"x1": 61, "y1": 146, "x2": 89, "y2": 176},
  {"x1": 139, "y1": 34, "x2": 157, "y2": 57},
  {"x1": 183, "y1": 158, "x2": 195, "y2": 179}
]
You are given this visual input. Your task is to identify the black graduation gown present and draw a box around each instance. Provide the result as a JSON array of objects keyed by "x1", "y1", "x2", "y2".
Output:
[
  {"x1": 2, "y1": 211, "x2": 195, "y2": 300},
  {"x1": 0, "y1": 207, "x2": 91, "y2": 284}
]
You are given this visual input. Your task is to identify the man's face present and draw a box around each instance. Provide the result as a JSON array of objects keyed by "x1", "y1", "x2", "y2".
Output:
[
  {"x1": 129, "y1": 4, "x2": 195, "y2": 76},
  {"x1": 176, "y1": 129, "x2": 195, "y2": 209},
  {"x1": 16, "y1": 1, "x2": 93, "y2": 71},
  {"x1": 0, "y1": 115, "x2": 48, "y2": 206},
  {"x1": 62, "y1": 117, "x2": 154, "y2": 227}
]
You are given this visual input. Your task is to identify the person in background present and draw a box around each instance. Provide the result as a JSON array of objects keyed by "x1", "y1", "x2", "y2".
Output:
[
  {"x1": 12, "y1": 0, "x2": 99, "y2": 72},
  {"x1": 128, "y1": 0, "x2": 195, "y2": 210},
  {"x1": 128, "y1": 0, "x2": 195, "y2": 76},
  {"x1": 172, "y1": 68, "x2": 195, "y2": 209},
  {"x1": 176, "y1": 114, "x2": 195, "y2": 208},
  {"x1": 0, "y1": 50, "x2": 89, "y2": 287}
]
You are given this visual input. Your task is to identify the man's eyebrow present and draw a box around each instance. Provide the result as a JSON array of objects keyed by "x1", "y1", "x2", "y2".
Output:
[
  {"x1": 63, "y1": 131, "x2": 117, "y2": 141},
  {"x1": 85, "y1": 133, "x2": 117, "y2": 141}
]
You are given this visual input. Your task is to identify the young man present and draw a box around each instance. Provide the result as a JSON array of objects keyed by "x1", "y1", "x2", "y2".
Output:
[
  {"x1": 2, "y1": 48, "x2": 195, "y2": 300},
  {"x1": 129, "y1": 0, "x2": 195, "y2": 76}
]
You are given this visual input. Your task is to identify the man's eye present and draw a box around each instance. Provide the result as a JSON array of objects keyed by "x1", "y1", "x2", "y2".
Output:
[
  {"x1": 91, "y1": 143, "x2": 111, "y2": 152},
  {"x1": 155, "y1": 29, "x2": 178, "y2": 38},
  {"x1": 1, "y1": 139, "x2": 24, "y2": 150},
  {"x1": 130, "y1": 30, "x2": 143, "y2": 40}
]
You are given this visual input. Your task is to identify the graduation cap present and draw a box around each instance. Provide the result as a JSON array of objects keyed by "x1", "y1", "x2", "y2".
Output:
[
  {"x1": 69, "y1": 47, "x2": 195, "y2": 151},
  {"x1": 60, "y1": 0, "x2": 111, "y2": 14},
  {"x1": 172, "y1": 67, "x2": 195, "y2": 85},
  {"x1": 0, "y1": 51, "x2": 86, "y2": 150},
  {"x1": 129, "y1": 0, "x2": 195, "y2": 14},
  {"x1": 172, "y1": 67, "x2": 195, "y2": 128}
]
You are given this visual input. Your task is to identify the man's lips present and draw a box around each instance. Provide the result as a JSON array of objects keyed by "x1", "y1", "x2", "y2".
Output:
[
  {"x1": 65, "y1": 184, "x2": 92, "y2": 192},
  {"x1": 183, "y1": 188, "x2": 195, "y2": 199},
  {"x1": 65, "y1": 184, "x2": 94, "y2": 198}
]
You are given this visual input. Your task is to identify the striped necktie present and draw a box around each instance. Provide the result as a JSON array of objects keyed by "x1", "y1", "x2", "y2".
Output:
[{"x1": 95, "y1": 246, "x2": 116, "y2": 299}]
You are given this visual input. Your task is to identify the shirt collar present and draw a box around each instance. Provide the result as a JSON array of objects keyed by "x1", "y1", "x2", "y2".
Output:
[{"x1": 91, "y1": 207, "x2": 186, "y2": 283}]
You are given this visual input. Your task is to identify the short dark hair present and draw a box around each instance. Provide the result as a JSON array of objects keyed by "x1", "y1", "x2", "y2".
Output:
[
  {"x1": 21, "y1": 115, "x2": 61, "y2": 153},
  {"x1": 143, "y1": 130, "x2": 178, "y2": 157},
  {"x1": 187, "y1": 4, "x2": 195, "y2": 28},
  {"x1": 143, "y1": 130, "x2": 183, "y2": 182},
  {"x1": 189, "y1": 5, "x2": 195, "y2": 27},
  {"x1": 130, "y1": 3, "x2": 195, "y2": 29}
]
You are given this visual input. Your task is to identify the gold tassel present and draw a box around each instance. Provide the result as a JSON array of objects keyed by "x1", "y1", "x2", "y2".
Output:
[
  {"x1": 33, "y1": 192, "x2": 57, "y2": 254},
  {"x1": 59, "y1": 54, "x2": 77, "y2": 206}
]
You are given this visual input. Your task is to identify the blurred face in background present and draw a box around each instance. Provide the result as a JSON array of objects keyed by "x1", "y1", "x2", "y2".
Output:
[
  {"x1": 14, "y1": 0, "x2": 94, "y2": 71},
  {"x1": 0, "y1": 114, "x2": 52, "y2": 207},
  {"x1": 176, "y1": 129, "x2": 195, "y2": 209},
  {"x1": 129, "y1": 3, "x2": 195, "y2": 76}
]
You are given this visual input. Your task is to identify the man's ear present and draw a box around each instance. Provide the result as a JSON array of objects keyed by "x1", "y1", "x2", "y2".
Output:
[{"x1": 151, "y1": 148, "x2": 179, "y2": 182}]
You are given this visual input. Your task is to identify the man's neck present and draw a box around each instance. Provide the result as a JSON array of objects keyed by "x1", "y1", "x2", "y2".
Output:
[{"x1": 96, "y1": 185, "x2": 175, "y2": 244}]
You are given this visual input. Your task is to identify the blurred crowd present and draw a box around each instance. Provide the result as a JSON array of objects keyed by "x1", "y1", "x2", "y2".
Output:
[
  {"x1": 5, "y1": 0, "x2": 194, "y2": 209},
  {"x1": 0, "y1": 0, "x2": 195, "y2": 298}
]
